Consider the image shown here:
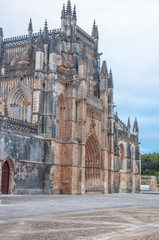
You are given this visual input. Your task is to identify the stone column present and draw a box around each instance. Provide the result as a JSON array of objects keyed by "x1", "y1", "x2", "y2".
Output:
[{"x1": 0, "y1": 161, "x2": 2, "y2": 204}]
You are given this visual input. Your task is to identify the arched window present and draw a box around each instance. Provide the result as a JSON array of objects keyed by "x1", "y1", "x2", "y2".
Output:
[
  {"x1": 8, "y1": 83, "x2": 32, "y2": 122},
  {"x1": 120, "y1": 143, "x2": 125, "y2": 170},
  {"x1": 56, "y1": 94, "x2": 65, "y2": 140}
]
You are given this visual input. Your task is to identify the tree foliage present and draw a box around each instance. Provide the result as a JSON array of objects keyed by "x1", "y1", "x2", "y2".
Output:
[{"x1": 141, "y1": 153, "x2": 159, "y2": 178}]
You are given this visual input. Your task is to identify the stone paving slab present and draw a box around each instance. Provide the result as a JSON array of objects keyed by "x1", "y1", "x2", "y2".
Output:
[{"x1": 0, "y1": 194, "x2": 159, "y2": 239}]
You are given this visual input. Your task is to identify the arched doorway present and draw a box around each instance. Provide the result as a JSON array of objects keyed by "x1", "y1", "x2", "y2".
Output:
[
  {"x1": 85, "y1": 133, "x2": 101, "y2": 192},
  {"x1": 1, "y1": 161, "x2": 10, "y2": 194}
]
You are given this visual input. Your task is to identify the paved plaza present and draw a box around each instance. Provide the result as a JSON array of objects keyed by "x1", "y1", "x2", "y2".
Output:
[{"x1": 0, "y1": 193, "x2": 159, "y2": 239}]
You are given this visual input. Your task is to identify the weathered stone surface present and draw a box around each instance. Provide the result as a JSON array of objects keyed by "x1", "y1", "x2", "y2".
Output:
[{"x1": 0, "y1": 0, "x2": 140, "y2": 195}]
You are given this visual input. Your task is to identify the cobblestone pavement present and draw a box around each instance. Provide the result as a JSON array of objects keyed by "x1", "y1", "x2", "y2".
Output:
[{"x1": 0, "y1": 193, "x2": 159, "y2": 239}]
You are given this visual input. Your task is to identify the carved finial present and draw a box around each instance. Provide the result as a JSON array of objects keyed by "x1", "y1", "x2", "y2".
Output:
[
  {"x1": 101, "y1": 61, "x2": 108, "y2": 76},
  {"x1": 44, "y1": 19, "x2": 48, "y2": 30},
  {"x1": 28, "y1": 18, "x2": 33, "y2": 32},
  {"x1": 43, "y1": 20, "x2": 49, "y2": 43},
  {"x1": 73, "y1": 5, "x2": 77, "y2": 21},
  {"x1": 61, "y1": 4, "x2": 66, "y2": 19},
  {"x1": 127, "y1": 117, "x2": 131, "y2": 130},
  {"x1": 92, "y1": 20, "x2": 96, "y2": 37},
  {"x1": 108, "y1": 69, "x2": 113, "y2": 88},
  {"x1": 133, "y1": 118, "x2": 139, "y2": 133},
  {"x1": 50, "y1": 33, "x2": 56, "y2": 53},
  {"x1": 37, "y1": 29, "x2": 43, "y2": 50},
  {"x1": 92, "y1": 20, "x2": 99, "y2": 39},
  {"x1": 0, "y1": 28, "x2": 3, "y2": 37},
  {"x1": 66, "y1": 0, "x2": 72, "y2": 15}
]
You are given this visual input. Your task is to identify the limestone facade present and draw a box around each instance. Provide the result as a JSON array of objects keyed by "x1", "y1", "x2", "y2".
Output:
[{"x1": 0, "y1": 0, "x2": 141, "y2": 195}]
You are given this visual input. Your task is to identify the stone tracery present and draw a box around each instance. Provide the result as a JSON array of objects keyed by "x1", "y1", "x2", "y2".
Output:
[
  {"x1": 85, "y1": 133, "x2": 101, "y2": 191},
  {"x1": 7, "y1": 83, "x2": 32, "y2": 122}
]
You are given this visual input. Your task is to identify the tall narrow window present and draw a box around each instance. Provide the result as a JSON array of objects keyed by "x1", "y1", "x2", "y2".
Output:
[
  {"x1": 120, "y1": 143, "x2": 125, "y2": 170},
  {"x1": 56, "y1": 94, "x2": 65, "y2": 140}
]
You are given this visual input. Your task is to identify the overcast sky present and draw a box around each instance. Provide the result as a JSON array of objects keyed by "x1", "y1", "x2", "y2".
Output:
[{"x1": 1, "y1": 0, "x2": 159, "y2": 154}]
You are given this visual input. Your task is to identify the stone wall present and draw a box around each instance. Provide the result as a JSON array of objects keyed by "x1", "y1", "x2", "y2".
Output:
[
  {"x1": 0, "y1": 130, "x2": 45, "y2": 194},
  {"x1": 141, "y1": 176, "x2": 157, "y2": 192}
]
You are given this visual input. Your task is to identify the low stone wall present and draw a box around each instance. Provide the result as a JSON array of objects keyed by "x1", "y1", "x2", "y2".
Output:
[{"x1": 141, "y1": 176, "x2": 157, "y2": 191}]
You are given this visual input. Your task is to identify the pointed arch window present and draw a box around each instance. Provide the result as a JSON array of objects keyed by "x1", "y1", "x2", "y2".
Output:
[
  {"x1": 56, "y1": 94, "x2": 66, "y2": 140},
  {"x1": 8, "y1": 83, "x2": 32, "y2": 122},
  {"x1": 120, "y1": 143, "x2": 125, "y2": 170}
]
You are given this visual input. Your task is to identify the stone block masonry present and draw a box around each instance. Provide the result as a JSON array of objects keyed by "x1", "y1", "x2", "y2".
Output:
[{"x1": 0, "y1": 0, "x2": 141, "y2": 195}]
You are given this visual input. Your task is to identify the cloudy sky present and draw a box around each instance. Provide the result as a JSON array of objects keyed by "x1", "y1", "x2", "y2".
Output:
[{"x1": 1, "y1": 0, "x2": 159, "y2": 154}]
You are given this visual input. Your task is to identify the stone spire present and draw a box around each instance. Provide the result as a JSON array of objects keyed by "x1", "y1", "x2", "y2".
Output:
[
  {"x1": 37, "y1": 29, "x2": 44, "y2": 50},
  {"x1": 100, "y1": 61, "x2": 108, "y2": 92},
  {"x1": 92, "y1": 20, "x2": 99, "y2": 39},
  {"x1": 127, "y1": 117, "x2": 131, "y2": 130},
  {"x1": 49, "y1": 33, "x2": 56, "y2": 53},
  {"x1": 61, "y1": 4, "x2": 66, "y2": 19},
  {"x1": 28, "y1": 18, "x2": 33, "y2": 32},
  {"x1": 108, "y1": 69, "x2": 113, "y2": 88},
  {"x1": 66, "y1": 0, "x2": 72, "y2": 15},
  {"x1": 133, "y1": 118, "x2": 139, "y2": 133},
  {"x1": 101, "y1": 61, "x2": 108, "y2": 76},
  {"x1": 43, "y1": 20, "x2": 49, "y2": 43},
  {"x1": 0, "y1": 28, "x2": 3, "y2": 37},
  {"x1": 28, "y1": 18, "x2": 33, "y2": 47},
  {"x1": 73, "y1": 4, "x2": 77, "y2": 21}
]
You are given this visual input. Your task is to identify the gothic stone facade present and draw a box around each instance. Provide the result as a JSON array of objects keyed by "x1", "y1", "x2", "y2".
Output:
[{"x1": 0, "y1": 0, "x2": 141, "y2": 196}]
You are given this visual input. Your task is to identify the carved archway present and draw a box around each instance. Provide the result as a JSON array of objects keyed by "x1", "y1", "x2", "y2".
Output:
[
  {"x1": 1, "y1": 157, "x2": 14, "y2": 194},
  {"x1": 85, "y1": 133, "x2": 101, "y2": 191},
  {"x1": 7, "y1": 83, "x2": 32, "y2": 122}
]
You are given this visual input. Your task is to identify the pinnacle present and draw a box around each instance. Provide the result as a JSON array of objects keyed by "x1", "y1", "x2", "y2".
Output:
[
  {"x1": 44, "y1": 19, "x2": 48, "y2": 30},
  {"x1": 108, "y1": 69, "x2": 113, "y2": 88},
  {"x1": 37, "y1": 29, "x2": 43, "y2": 50},
  {"x1": 101, "y1": 61, "x2": 108, "y2": 75},
  {"x1": 0, "y1": 27, "x2": 3, "y2": 37},
  {"x1": 135, "y1": 118, "x2": 139, "y2": 132},
  {"x1": 66, "y1": 0, "x2": 72, "y2": 15},
  {"x1": 92, "y1": 19, "x2": 99, "y2": 39},
  {"x1": 133, "y1": 118, "x2": 139, "y2": 133},
  {"x1": 127, "y1": 117, "x2": 131, "y2": 129},
  {"x1": 109, "y1": 69, "x2": 112, "y2": 76},
  {"x1": 73, "y1": 4, "x2": 77, "y2": 21},
  {"x1": 50, "y1": 33, "x2": 56, "y2": 53},
  {"x1": 61, "y1": 4, "x2": 65, "y2": 19},
  {"x1": 28, "y1": 18, "x2": 33, "y2": 32},
  {"x1": 43, "y1": 20, "x2": 49, "y2": 43}
]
